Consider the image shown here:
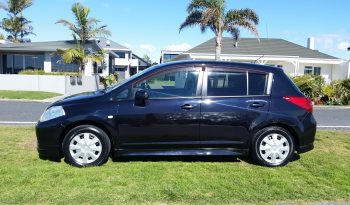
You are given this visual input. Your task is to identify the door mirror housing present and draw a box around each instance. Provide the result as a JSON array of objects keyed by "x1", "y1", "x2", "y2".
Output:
[{"x1": 134, "y1": 90, "x2": 149, "y2": 107}]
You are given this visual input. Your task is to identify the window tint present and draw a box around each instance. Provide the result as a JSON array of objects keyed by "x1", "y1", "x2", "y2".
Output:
[
  {"x1": 115, "y1": 88, "x2": 130, "y2": 99},
  {"x1": 249, "y1": 73, "x2": 268, "y2": 95},
  {"x1": 134, "y1": 70, "x2": 199, "y2": 98},
  {"x1": 207, "y1": 72, "x2": 247, "y2": 96}
]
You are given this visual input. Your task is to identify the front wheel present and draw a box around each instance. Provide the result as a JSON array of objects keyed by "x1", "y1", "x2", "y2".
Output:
[
  {"x1": 63, "y1": 125, "x2": 111, "y2": 167},
  {"x1": 251, "y1": 126, "x2": 295, "y2": 167}
]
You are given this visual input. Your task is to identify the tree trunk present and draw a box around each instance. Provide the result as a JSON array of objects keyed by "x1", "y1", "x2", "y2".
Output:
[{"x1": 215, "y1": 34, "x2": 222, "y2": 61}]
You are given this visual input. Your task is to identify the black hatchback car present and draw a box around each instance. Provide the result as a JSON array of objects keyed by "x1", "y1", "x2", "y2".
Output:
[{"x1": 36, "y1": 61, "x2": 316, "y2": 167}]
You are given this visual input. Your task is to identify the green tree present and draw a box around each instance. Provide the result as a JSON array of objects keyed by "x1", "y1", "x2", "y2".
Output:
[
  {"x1": 0, "y1": 0, "x2": 34, "y2": 42},
  {"x1": 142, "y1": 54, "x2": 152, "y2": 64},
  {"x1": 56, "y1": 3, "x2": 111, "y2": 73},
  {"x1": 56, "y1": 2, "x2": 111, "y2": 50},
  {"x1": 56, "y1": 35, "x2": 105, "y2": 73},
  {"x1": 179, "y1": 0, "x2": 259, "y2": 60}
]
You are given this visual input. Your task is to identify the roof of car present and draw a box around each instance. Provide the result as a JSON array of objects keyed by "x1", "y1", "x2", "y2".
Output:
[{"x1": 155, "y1": 60, "x2": 280, "y2": 73}]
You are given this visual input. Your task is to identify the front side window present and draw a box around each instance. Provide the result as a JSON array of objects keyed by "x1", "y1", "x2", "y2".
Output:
[
  {"x1": 207, "y1": 71, "x2": 247, "y2": 96},
  {"x1": 134, "y1": 69, "x2": 199, "y2": 98}
]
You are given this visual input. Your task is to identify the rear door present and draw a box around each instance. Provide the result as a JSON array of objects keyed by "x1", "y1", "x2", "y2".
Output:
[{"x1": 199, "y1": 66, "x2": 271, "y2": 149}]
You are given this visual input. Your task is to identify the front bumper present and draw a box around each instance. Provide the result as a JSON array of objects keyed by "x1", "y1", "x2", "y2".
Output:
[{"x1": 36, "y1": 119, "x2": 65, "y2": 160}]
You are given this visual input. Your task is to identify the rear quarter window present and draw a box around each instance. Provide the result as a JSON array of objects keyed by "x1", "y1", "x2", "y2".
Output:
[{"x1": 249, "y1": 73, "x2": 268, "y2": 95}]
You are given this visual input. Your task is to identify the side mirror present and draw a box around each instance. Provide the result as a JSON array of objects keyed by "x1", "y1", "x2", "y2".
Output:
[{"x1": 134, "y1": 90, "x2": 149, "y2": 107}]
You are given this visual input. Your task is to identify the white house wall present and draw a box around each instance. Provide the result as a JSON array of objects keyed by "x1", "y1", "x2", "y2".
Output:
[
  {"x1": 44, "y1": 52, "x2": 52, "y2": 73},
  {"x1": 332, "y1": 61, "x2": 350, "y2": 80}
]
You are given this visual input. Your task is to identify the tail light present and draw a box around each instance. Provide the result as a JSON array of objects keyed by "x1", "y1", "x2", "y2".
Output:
[{"x1": 283, "y1": 96, "x2": 313, "y2": 113}]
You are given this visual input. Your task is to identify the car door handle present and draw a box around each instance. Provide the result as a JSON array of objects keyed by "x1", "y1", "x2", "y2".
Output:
[
  {"x1": 250, "y1": 102, "x2": 265, "y2": 108},
  {"x1": 181, "y1": 104, "x2": 196, "y2": 110}
]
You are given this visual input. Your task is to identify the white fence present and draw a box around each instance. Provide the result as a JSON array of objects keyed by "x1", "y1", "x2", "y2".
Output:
[{"x1": 0, "y1": 74, "x2": 99, "y2": 95}]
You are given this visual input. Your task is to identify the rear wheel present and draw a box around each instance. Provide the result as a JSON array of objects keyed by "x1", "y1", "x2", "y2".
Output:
[
  {"x1": 252, "y1": 126, "x2": 295, "y2": 167},
  {"x1": 63, "y1": 125, "x2": 111, "y2": 167}
]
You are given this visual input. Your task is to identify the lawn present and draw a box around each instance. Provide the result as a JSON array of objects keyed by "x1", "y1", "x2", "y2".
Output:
[
  {"x1": 0, "y1": 90, "x2": 61, "y2": 100},
  {"x1": 0, "y1": 126, "x2": 349, "y2": 204}
]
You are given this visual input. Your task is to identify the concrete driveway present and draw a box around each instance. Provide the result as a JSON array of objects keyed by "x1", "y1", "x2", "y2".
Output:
[{"x1": 0, "y1": 101, "x2": 350, "y2": 130}]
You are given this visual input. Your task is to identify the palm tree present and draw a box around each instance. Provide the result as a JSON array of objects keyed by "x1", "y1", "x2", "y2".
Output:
[
  {"x1": 56, "y1": 35, "x2": 105, "y2": 73},
  {"x1": 179, "y1": 0, "x2": 259, "y2": 60},
  {"x1": 56, "y1": 2, "x2": 111, "y2": 51},
  {"x1": 1, "y1": 15, "x2": 34, "y2": 42},
  {"x1": 56, "y1": 3, "x2": 111, "y2": 73},
  {"x1": 0, "y1": 0, "x2": 33, "y2": 15},
  {"x1": 0, "y1": 0, "x2": 34, "y2": 42}
]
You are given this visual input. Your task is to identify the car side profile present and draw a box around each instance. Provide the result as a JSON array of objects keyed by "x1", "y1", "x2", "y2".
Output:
[{"x1": 36, "y1": 61, "x2": 316, "y2": 167}]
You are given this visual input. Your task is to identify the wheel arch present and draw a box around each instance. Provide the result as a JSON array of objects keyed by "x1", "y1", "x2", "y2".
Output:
[
  {"x1": 258, "y1": 123, "x2": 300, "y2": 151},
  {"x1": 60, "y1": 120, "x2": 114, "y2": 152}
]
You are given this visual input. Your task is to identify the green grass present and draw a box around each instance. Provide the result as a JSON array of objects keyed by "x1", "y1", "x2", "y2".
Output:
[
  {"x1": 0, "y1": 90, "x2": 61, "y2": 100},
  {"x1": 0, "y1": 126, "x2": 349, "y2": 204}
]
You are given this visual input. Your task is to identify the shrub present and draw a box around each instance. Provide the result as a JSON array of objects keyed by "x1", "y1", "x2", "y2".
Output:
[
  {"x1": 100, "y1": 72, "x2": 119, "y2": 88},
  {"x1": 322, "y1": 79, "x2": 350, "y2": 105},
  {"x1": 291, "y1": 75, "x2": 325, "y2": 99},
  {"x1": 18, "y1": 69, "x2": 80, "y2": 76}
]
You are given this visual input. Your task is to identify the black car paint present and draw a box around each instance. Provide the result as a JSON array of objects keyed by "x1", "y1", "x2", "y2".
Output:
[{"x1": 36, "y1": 61, "x2": 316, "y2": 160}]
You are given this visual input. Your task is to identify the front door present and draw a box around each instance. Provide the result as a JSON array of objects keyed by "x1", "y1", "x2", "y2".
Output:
[
  {"x1": 200, "y1": 68, "x2": 270, "y2": 149},
  {"x1": 116, "y1": 66, "x2": 202, "y2": 150}
]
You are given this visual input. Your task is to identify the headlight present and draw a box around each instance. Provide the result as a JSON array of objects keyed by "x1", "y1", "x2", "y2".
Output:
[{"x1": 40, "y1": 106, "x2": 65, "y2": 122}]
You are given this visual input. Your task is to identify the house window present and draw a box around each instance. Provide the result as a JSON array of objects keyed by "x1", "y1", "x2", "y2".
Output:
[
  {"x1": 2, "y1": 54, "x2": 44, "y2": 74},
  {"x1": 314, "y1": 67, "x2": 321, "y2": 75},
  {"x1": 114, "y1": 51, "x2": 126, "y2": 58},
  {"x1": 163, "y1": 54, "x2": 179, "y2": 62},
  {"x1": 51, "y1": 55, "x2": 80, "y2": 72},
  {"x1": 304, "y1": 66, "x2": 321, "y2": 75}
]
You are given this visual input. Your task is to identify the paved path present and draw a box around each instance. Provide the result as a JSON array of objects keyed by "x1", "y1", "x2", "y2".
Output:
[
  {"x1": 0, "y1": 101, "x2": 350, "y2": 130},
  {"x1": 0, "y1": 101, "x2": 50, "y2": 125},
  {"x1": 313, "y1": 107, "x2": 350, "y2": 130}
]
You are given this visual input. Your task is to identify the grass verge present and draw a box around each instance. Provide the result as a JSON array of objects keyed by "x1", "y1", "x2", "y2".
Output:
[
  {"x1": 0, "y1": 90, "x2": 61, "y2": 100},
  {"x1": 0, "y1": 126, "x2": 349, "y2": 204}
]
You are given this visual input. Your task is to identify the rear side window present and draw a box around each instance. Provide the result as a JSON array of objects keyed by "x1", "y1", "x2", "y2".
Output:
[
  {"x1": 207, "y1": 71, "x2": 247, "y2": 96},
  {"x1": 249, "y1": 73, "x2": 268, "y2": 95}
]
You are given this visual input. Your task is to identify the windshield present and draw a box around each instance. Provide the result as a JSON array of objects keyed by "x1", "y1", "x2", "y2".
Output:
[{"x1": 104, "y1": 69, "x2": 150, "y2": 93}]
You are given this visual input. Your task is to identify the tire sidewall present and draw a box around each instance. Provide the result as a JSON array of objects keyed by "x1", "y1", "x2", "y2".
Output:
[
  {"x1": 253, "y1": 127, "x2": 295, "y2": 167},
  {"x1": 63, "y1": 125, "x2": 111, "y2": 167}
]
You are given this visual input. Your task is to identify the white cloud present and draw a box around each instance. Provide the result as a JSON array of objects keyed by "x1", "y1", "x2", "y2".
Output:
[
  {"x1": 140, "y1": 44, "x2": 156, "y2": 54},
  {"x1": 314, "y1": 32, "x2": 350, "y2": 51},
  {"x1": 337, "y1": 42, "x2": 350, "y2": 51},
  {"x1": 123, "y1": 43, "x2": 133, "y2": 49},
  {"x1": 166, "y1": 43, "x2": 192, "y2": 51}
]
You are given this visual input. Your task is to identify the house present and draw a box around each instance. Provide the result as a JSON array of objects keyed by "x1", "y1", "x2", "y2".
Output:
[
  {"x1": 0, "y1": 37, "x2": 150, "y2": 79},
  {"x1": 160, "y1": 50, "x2": 183, "y2": 64},
  {"x1": 172, "y1": 37, "x2": 350, "y2": 82}
]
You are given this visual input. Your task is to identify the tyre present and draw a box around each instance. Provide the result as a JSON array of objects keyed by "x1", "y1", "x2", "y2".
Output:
[
  {"x1": 63, "y1": 125, "x2": 111, "y2": 167},
  {"x1": 251, "y1": 126, "x2": 295, "y2": 167}
]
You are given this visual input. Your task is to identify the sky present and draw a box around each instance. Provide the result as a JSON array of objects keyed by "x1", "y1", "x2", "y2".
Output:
[{"x1": 1, "y1": 0, "x2": 349, "y2": 62}]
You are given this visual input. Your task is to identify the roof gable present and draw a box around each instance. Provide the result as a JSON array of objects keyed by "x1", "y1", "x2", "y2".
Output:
[{"x1": 186, "y1": 37, "x2": 339, "y2": 60}]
